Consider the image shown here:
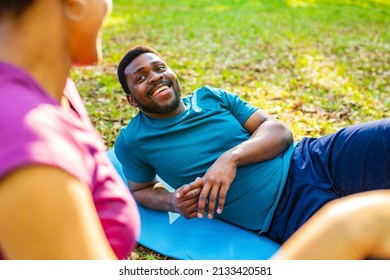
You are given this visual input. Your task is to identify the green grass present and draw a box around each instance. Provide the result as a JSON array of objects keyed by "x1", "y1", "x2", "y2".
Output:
[{"x1": 71, "y1": 0, "x2": 389, "y2": 259}]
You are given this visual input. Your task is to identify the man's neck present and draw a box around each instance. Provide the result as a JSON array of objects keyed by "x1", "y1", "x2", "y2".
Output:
[{"x1": 142, "y1": 101, "x2": 187, "y2": 119}]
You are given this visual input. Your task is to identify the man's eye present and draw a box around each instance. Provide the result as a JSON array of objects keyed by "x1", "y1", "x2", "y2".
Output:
[
  {"x1": 157, "y1": 65, "x2": 167, "y2": 71},
  {"x1": 136, "y1": 75, "x2": 146, "y2": 83}
]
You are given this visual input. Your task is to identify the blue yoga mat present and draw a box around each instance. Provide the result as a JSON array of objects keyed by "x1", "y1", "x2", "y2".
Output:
[{"x1": 107, "y1": 148, "x2": 280, "y2": 260}]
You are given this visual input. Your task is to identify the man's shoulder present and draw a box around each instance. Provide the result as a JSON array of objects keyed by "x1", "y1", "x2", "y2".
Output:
[
  {"x1": 189, "y1": 85, "x2": 232, "y2": 99},
  {"x1": 187, "y1": 85, "x2": 239, "y2": 106},
  {"x1": 116, "y1": 114, "x2": 145, "y2": 144},
  {"x1": 194, "y1": 85, "x2": 223, "y2": 93},
  {"x1": 119, "y1": 114, "x2": 140, "y2": 131}
]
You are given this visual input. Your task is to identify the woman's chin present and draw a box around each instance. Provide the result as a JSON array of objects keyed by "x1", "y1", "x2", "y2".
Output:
[{"x1": 72, "y1": 52, "x2": 101, "y2": 67}]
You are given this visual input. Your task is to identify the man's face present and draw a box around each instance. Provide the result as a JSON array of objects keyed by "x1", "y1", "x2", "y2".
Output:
[{"x1": 124, "y1": 53, "x2": 182, "y2": 118}]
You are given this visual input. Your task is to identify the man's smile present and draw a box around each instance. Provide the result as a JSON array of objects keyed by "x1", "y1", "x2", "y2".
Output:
[{"x1": 151, "y1": 84, "x2": 170, "y2": 97}]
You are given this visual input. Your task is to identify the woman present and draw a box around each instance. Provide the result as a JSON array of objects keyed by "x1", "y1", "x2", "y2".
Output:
[{"x1": 0, "y1": 0, "x2": 140, "y2": 259}]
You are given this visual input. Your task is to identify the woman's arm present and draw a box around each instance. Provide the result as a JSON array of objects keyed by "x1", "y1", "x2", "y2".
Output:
[{"x1": 0, "y1": 165, "x2": 116, "y2": 259}]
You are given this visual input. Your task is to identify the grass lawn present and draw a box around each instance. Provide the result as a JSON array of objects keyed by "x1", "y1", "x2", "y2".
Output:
[{"x1": 71, "y1": 0, "x2": 389, "y2": 259}]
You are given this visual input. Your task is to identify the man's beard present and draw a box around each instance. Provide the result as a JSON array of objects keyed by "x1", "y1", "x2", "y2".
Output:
[{"x1": 137, "y1": 79, "x2": 182, "y2": 115}]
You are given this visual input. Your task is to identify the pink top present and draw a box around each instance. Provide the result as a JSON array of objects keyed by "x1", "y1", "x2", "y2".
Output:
[{"x1": 0, "y1": 62, "x2": 140, "y2": 259}]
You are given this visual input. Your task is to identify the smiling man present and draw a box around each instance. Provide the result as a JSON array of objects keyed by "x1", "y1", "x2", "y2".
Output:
[
  {"x1": 119, "y1": 48, "x2": 184, "y2": 118},
  {"x1": 114, "y1": 45, "x2": 390, "y2": 246}
]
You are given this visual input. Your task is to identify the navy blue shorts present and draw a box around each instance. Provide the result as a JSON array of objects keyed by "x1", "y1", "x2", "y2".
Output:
[{"x1": 263, "y1": 118, "x2": 390, "y2": 244}]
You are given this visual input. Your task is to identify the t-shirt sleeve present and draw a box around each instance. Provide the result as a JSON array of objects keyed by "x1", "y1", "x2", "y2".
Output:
[
  {"x1": 0, "y1": 108, "x2": 93, "y2": 187},
  {"x1": 210, "y1": 87, "x2": 258, "y2": 125},
  {"x1": 114, "y1": 130, "x2": 156, "y2": 183}
]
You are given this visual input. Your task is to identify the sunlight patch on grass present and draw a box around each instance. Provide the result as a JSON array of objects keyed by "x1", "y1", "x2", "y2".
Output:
[
  {"x1": 284, "y1": 0, "x2": 317, "y2": 8},
  {"x1": 105, "y1": 14, "x2": 128, "y2": 28},
  {"x1": 295, "y1": 52, "x2": 350, "y2": 92},
  {"x1": 205, "y1": 5, "x2": 231, "y2": 12}
]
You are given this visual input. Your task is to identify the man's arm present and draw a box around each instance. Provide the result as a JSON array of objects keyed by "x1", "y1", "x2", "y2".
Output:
[
  {"x1": 231, "y1": 108, "x2": 293, "y2": 165},
  {"x1": 129, "y1": 178, "x2": 203, "y2": 219},
  {"x1": 194, "y1": 108, "x2": 293, "y2": 219}
]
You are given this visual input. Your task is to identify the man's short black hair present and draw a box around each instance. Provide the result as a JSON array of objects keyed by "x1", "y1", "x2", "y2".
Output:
[{"x1": 117, "y1": 45, "x2": 163, "y2": 96}]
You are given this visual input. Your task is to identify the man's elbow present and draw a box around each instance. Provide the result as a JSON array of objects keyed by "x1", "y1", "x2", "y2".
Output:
[
  {"x1": 285, "y1": 129, "x2": 294, "y2": 146},
  {"x1": 279, "y1": 124, "x2": 294, "y2": 152}
]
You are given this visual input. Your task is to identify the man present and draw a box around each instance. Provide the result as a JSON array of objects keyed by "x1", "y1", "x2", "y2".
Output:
[{"x1": 114, "y1": 45, "x2": 390, "y2": 244}]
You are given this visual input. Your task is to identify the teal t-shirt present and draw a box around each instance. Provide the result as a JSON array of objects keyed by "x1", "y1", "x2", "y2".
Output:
[{"x1": 115, "y1": 85, "x2": 295, "y2": 232}]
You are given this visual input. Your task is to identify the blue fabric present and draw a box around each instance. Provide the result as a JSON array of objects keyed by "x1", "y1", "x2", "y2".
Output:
[
  {"x1": 264, "y1": 118, "x2": 390, "y2": 243},
  {"x1": 138, "y1": 205, "x2": 280, "y2": 260},
  {"x1": 107, "y1": 148, "x2": 281, "y2": 260},
  {"x1": 114, "y1": 85, "x2": 295, "y2": 231}
]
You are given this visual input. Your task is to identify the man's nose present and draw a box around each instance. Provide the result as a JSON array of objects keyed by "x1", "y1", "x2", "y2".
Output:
[{"x1": 149, "y1": 71, "x2": 163, "y2": 82}]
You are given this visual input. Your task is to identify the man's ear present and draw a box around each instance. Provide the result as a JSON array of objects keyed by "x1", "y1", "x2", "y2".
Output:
[{"x1": 126, "y1": 95, "x2": 138, "y2": 108}]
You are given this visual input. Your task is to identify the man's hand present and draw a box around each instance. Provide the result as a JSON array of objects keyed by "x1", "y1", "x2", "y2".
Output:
[
  {"x1": 173, "y1": 178, "x2": 203, "y2": 218},
  {"x1": 194, "y1": 111, "x2": 293, "y2": 220},
  {"x1": 197, "y1": 152, "x2": 237, "y2": 219}
]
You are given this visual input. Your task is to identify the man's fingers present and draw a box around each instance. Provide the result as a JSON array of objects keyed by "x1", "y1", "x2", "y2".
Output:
[
  {"x1": 216, "y1": 183, "x2": 228, "y2": 215},
  {"x1": 184, "y1": 210, "x2": 199, "y2": 219},
  {"x1": 177, "y1": 197, "x2": 199, "y2": 210},
  {"x1": 176, "y1": 184, "x2": 194, "y2": 198},
  {"x1": 197, "y1": 182, "x2": 211, "y2": 219},
  {"x1": 181, "y1": 187, "x2": 201, "y2": 200},
  {"x1": 177, "y1": 178, "x2": 203, "y2": 198},
  {"x1": 206, "y1": 183, "x2": 221, "y2": 219},
  {"x1": 178, "y1": 199, "x2": 199, "y2": 218}
]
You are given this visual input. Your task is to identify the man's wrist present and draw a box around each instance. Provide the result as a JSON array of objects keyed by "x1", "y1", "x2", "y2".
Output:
[{"x1": 167, "y1": 192, "x2": 177, "y2": 213}]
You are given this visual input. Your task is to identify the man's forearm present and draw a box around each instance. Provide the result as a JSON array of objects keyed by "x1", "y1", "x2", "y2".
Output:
[
  {"x1": 132, "y1": 185, "x2": 175, "y2": 212},
  {"x1": 230, "y1": 119, "x2": 293, "y2": 167}
]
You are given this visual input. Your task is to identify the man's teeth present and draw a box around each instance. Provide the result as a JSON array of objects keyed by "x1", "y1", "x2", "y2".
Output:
[{"x1": 152, "y1": 86, "x2": 169, "y2": 96}]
